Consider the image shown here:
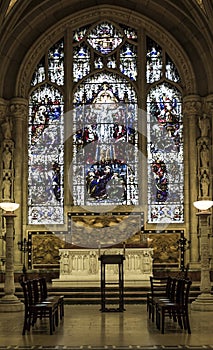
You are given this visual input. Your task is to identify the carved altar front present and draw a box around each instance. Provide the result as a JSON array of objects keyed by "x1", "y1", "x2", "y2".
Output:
[{"x1": 52, "y1": 248, "x2": 153, "y2": 286}]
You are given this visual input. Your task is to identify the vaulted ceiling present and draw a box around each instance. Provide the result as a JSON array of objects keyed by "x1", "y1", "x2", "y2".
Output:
[{"x1": 0, "y1": 0, "x2": 213, "y2": 98}]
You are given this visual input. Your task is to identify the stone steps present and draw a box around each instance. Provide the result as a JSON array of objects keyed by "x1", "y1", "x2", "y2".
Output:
[{"x1": 0, "y1": 283, "x2": 201, "y2": 305}]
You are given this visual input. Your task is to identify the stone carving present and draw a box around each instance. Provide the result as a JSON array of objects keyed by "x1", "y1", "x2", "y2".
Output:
[
  {"x1": 200, "y1": 171, "x2": 210, "y2": 198},
  {"x1": 2, "y1": 173, "x2": 12, "y2": 199},
  {"x1": 200, "y1": 142, "x2": 210, "y2": 168},
  {"x1": 57, "y1": 248, "x2": 153, "y2": 282},
  {"x1": 2, "y1": 144, "x2": 12, "y2": 169},
  {"x1": 198, "y1": 114, "x2": 211, "y2": 137},
  {"x1": 1, "y1": 116, "x2": 12, "y2": 140}
]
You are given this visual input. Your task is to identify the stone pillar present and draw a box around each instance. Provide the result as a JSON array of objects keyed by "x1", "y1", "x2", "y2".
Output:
[
  {"x1": 183, "y1": 95, "x2": 201, "y2": 267},
  {"x1": 191, "y1": 210, "x2": 213, "y2": 311},
  {"x1": 0, "y1": 210, "x2": 24, "y2": 311},
  {"x1": 0, "y1": 98, "x2": 9, "y2": 262},
  {"x1": 204, "y1": 94, "x2": 213, "y2": 266},
  {"x1": 9, "y1": 98, "x2": 28, "y2": 267}
]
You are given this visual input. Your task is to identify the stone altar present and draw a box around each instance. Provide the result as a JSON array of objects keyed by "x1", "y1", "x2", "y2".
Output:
[{"x1": 52, "y1": 248, "x2": 154, "y2": 286}]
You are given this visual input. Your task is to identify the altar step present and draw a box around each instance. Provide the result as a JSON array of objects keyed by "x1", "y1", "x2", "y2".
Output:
[
  {"x1": 0, "y1": 283, "x2": 201, "y2": 305},
  {"x1": 47, "y1": 284, "x2": 200, "y2": 305}
]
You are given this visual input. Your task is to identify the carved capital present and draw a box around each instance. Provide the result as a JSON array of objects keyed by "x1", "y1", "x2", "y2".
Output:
[
  {"x1": 183, "y1": 95, "x2": 202, "y2": 117},
  {"x1": 9, "y1": 98, "x2": 28, "y2": 120},
  {"x1": 204, "y1": 94, "x2": 213, "y2": 117}
]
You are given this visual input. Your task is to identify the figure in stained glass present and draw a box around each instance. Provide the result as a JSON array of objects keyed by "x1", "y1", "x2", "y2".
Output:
[
  {"x1": 28, "y1": 20, "x2": 184, "y2": 225},
  {"x1": 147, "y1": 83, "x2": 183, "y2": 223},
  {"x1": 28, "y1": 84, "x2": 64, "y2": 224}
]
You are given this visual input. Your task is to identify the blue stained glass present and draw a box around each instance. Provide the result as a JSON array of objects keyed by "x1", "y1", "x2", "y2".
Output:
[
  {"x1": 72, "y1": 72, "x2": 138, "y2": 206},
  {"x1": 48, "y1": 40, "x2": 64, "y2": 85},
  {"x1": 146, "y1": 37, "x2": 163, "y2": 83},
  {"x1": 120, "y1": 43, "x2": 137, "y2": 80},
  {"x1": 87, "y1": 22, "x2": 123, "y2": 54},
  {"x1": 28, "y1": 21, "x2": 184, "y2": 226},
  {"x1": 147, "y1": 83, "x2": 183, "y2": 223},
  {"x1": 28, "y1": 84, "x2": 64, "y2": 224},
  {"x1": 107, "y1": 55, "x2": 116, "y2": 69},
  {"x1": 73, "y1": 44, "x2": 90, "y2": 82}
]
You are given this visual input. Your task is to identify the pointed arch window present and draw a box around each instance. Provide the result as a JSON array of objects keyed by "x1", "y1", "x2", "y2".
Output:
[{"x1": 28, "y1": 22, "x2": 183, "y2": 224}]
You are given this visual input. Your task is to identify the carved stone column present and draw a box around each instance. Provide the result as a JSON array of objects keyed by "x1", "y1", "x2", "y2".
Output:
[
  {"x1": 191, "y1": 210, "x2": 213, "y2": 311},
  {"x1": 0, "y1": 99, "x2": 14, "y2": 202},
  {"x1": 0, "y1": 208, "x2": 24, "y2": 312},
  {"x1": 204, "y1": 94, "x2": 213, "y2": 267},
  {"x1": 183, "y1": 95, "x2": 201, "y2": 267},
  {"x1": 9, "y1": 98, "x2": 28, "y2": 266},
  {"x1": 0, "y1": 98, "x2": 9, "y2": 260}
]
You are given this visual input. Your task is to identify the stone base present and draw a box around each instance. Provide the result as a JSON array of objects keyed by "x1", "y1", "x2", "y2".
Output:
[
  {"x1": 0, "y1": 294, "x2": 25, "y2": 312},
  {"x1": 52, "y1": 279, "x2": 150, "y2": 287},
  {"x1": 191, "y1": 293, "x2": 213, "y2": 311}
]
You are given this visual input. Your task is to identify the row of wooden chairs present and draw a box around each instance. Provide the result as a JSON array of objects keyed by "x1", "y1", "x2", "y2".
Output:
[
  {"x1": 20, "y1": 277, "x2": 64, "y2": 335},
  {"x1": 147, "y1": 276, "x2": 192, "y2": 334}
]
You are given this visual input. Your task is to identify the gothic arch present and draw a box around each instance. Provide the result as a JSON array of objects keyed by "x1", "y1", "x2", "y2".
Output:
[{"x1": 16, "y1": 6, "x2": 195, "y2": 98}]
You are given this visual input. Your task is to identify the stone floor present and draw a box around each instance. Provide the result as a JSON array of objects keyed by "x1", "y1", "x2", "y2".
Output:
[{"x1": 0, "y1": 304, "x2": 213, "y2": 349}]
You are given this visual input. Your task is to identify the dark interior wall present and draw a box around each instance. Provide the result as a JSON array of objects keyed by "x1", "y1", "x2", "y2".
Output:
[{"x1": 0, "y1": 0, "x2": 213, "y2": 99}]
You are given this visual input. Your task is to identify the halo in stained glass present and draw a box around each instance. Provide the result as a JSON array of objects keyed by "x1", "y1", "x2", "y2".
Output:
[
  {"x1": 87, "y1": 22, "x2": 123, "y2": 54},
  {"x1": 72, "y1": 71, "x2": 138, "y2": 207}
]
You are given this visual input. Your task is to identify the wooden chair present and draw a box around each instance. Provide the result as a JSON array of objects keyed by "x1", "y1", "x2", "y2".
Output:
[
  {"x1": 38, "y1": 277, "x2": 64, "y2": 320},
  {"x1": 147, "y1": 276, "x2": 170, "y2": 322},
  {"x1": 156, "y1": 279, "x2": 192, "y2": 334},
  {"x1": 21, "y1": 280, "x2": 58, "y2": 335}
]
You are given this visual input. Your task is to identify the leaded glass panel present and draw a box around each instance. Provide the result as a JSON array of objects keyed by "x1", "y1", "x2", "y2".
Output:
[
  {"x1": 72, "y1": 72, "x2": 138, "y2": 206},
  {"x1": 120, "y1": 24, "x2": 137, "y2": 41},
  {"x1": 28, "y1": 19, "x2": 184, "y2": 226},
  {"x1": 28, "y1": 84, "x2": 64, "y2": 224},
  {"x1": 31, "y1": 56, "x2": 45, "y2": 86},
  {"x1": 120, "y1": 43, "x2": 137, "y2": 80},
  {"x1": 73, "y1": 44, "x2": 91, "y2": 82},
  {"x1": 73, "y1": 25, "x2": 90, "y2": 43},
  {"x1": 146, "y1": 37, "x2": 163, "y2": 83},
  {"x1": 87, "y1": 22, "x2": 123, "y2": 54},
  {"x1": 147, "y1": 82, "x2": 183, "y2": 223},
  {"x1": 165, "y1": 54, "x2": 181, "y2": 82},
  {"x1": 48, "y1": 40, "x2": 64, "y2": 85}
]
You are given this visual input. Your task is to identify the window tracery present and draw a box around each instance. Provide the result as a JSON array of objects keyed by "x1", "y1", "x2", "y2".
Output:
[{"x1": 28, "y1": 20, "x2": 183, "y2": 224}]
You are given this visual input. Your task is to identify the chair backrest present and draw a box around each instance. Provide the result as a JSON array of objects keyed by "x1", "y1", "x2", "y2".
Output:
[
  {"x1": 20, "y1": 280, "x2": 30, "y2": 308},
  {"x1": 165, "y1": 277, "x2": 180, "y2": 302},
  {"x1": 39, "y1": 277, "x2": 48, "y2": 301},
  {"x1": 172, "y1": 278, "x2": 192, "y2": 306},
  {"x1": 150, "y1": 276, "x2": 169, "y2": 297},
  {"x1": 32, "y1": 279, "x2": 41, "y2": 303},
  {"x1": 182, "y1": 279, "x2": 192, "y2": 307}
]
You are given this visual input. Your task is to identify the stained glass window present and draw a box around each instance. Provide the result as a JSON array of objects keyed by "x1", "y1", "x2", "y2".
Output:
[
  {"x1": 147, "y1": 83, "x2": 183, "y2": 223},
  {"x1": 146, "y1": 37, "x2": 162, "y2": 83},
  {"x1": 72, "y1": 22, "x2": 139, "y2": 207},
  {"x1": 31, "y1": 57, "x2": 46, "y2": 86},
  {"x1": 28, "y1": 39, "x2": 64, "y2": 224},
  {"x1": 48, "y1": 40, "x2": 64, "y2": 85},
  {"x1": 72, "y1": 72, "x2": 138, "y2": 206},
  {"x1": 28, "y1": 20, "x2": 184, "y2": 225}
]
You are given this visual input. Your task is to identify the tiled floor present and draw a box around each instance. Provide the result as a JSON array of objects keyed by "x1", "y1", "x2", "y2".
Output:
[{"x1": 0, "y1": 304, "x2": 213, "y2": 348}]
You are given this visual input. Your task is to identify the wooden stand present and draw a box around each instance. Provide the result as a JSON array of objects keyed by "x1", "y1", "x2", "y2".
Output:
[{"x1": 99, "y1": 254, "x2": 125, "y2": 312}]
